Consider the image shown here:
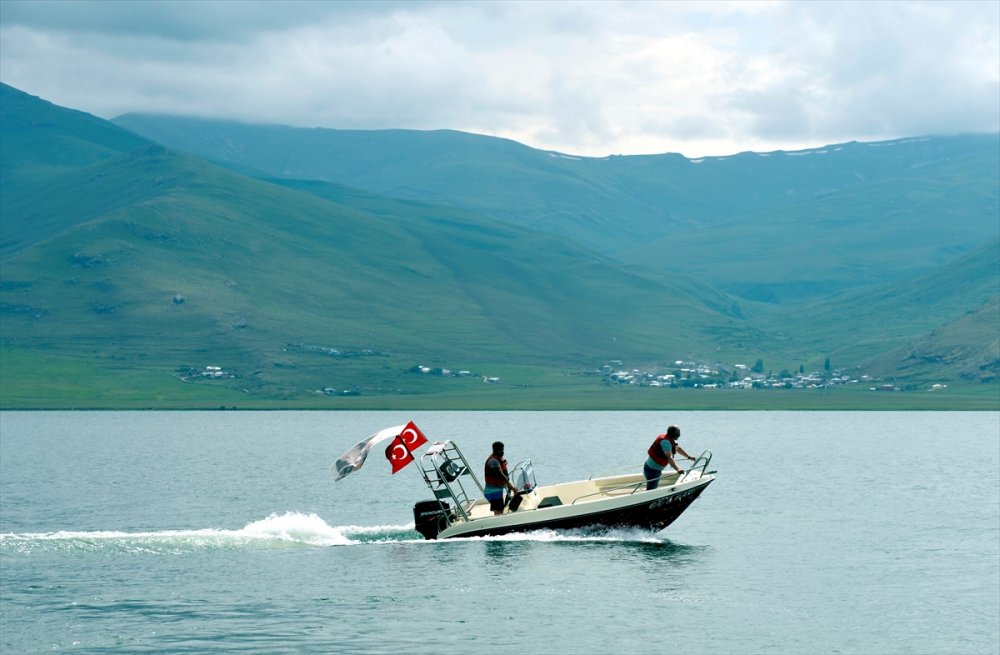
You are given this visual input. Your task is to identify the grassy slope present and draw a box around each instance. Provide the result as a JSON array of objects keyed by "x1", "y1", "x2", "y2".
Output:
[
  {"x1": 4, "y1": 345, "x2": 995, "y2": 410},
  {"x1": 0, "y1": 84, "x2": 150, "y2": 174},
  {"x1": 864, "y1": 295, "x2": 1000, "y2": 385},
  {"x1": 756, "y1": 239, "x2": 1000, "y2": 373},
  {"x1": 111, "y1": 113, "x2": 999, "y2": 293},
  {"x1": 2, "y1": 144, "x2": 759, "y2": 406},
  {"x1": 1, "y1": 84, "x2": 153, "y2": 253},
  {"x1": 627, "y1": 144, "x2": 1000, "y2": 301},
  {"x1": 109, "y1": 117, "x2": 663, "y2": 252},
  {"x1": 267, "y1": 177, "x2": 758, "y2": 355},
  {"x1": 2, "y1": 86, "x2": 996, "y2": 409}
]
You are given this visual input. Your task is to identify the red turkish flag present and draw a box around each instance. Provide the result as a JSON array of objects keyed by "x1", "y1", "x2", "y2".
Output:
[
  {"x1": 399, "y1": 421, "x2": 428, "y2": 451},
  {"x1": 384, "y1": 421, "x2": 429, "y2": 474},
  {"x1": 385, "y1": 436, "x2": 412, "y2": 473}
]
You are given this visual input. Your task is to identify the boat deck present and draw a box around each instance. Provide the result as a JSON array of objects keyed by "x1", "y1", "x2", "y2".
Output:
[{"x1": 463, "y1": 471, "x2": 685, "y2": 521}]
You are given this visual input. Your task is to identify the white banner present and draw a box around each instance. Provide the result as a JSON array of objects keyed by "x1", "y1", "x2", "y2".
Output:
[{"x1": 331, "y1": 424, "x2": 405, "y2": 481}]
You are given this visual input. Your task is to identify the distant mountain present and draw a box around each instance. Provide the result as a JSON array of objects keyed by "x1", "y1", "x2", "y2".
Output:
[
  {"x1": 627, "y1": 143, "x2": 1000, "y2": 302},
  {"x1": 1, "y1": 84, "x2": 154, "y2": 253},
  {"x1": 2, "y1": 84, "x2": 150, "y2": 174},
  {"x1": 110, "y1": 115, "x2": 667, "y2": 253},
  {"x1": 1, "y1": 84, "x2": 758, "y2": 403},
  {"x1": 113, "y1": 112, "x2": 999, "y2": 304},
  {"x1": 866, "y1": 295, "x2": 999, "y2": 385},
  {"x1": 762, "y1": 238, "x2": 1000, "y2": 368},
  {"x1": 1, "y1": 83, "x2": 997, "y2": 406}
]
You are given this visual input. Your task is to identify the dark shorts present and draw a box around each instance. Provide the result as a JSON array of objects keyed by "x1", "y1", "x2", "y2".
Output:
[{"x1": 485, "y1": 486, "x2": 505, "y2": 512}]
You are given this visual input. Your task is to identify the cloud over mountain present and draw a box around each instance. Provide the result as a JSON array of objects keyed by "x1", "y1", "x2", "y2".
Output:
[{"x1": 1, "y1": 1, "x2": 996, "y2": 158}]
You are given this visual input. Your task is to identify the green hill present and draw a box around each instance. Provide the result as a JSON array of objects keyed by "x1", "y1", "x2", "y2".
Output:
[
  {"x1": 2, "y1": 87, "x2": 761, "y2": 406},
  {"x1": 2, "y1": 83, "x2": 997, "y2": 407},
  {"x1": 109, "y1": 116, "x2": 665, "y2": 253},
  {"x1": 865, "y1": 295, "x2": 1000, "y2": 386},
  {"x1": 112, "y1": 112, "x2": 999, "y2": 303},
  {"x1": 757, "y1": 238, "x2": 1000, "y2": 379},
  {"x1": 1, "y1": 84, "x2": 154, "y2": 252},
  {"x1": 627, "y1": 147, "x2": 1000, "y2": 302},
  {"x1": 1, "y1": 84, "x2": 150, "y2": 175}
]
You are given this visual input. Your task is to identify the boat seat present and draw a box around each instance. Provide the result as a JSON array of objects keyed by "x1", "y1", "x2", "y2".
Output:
[{"x1": 537, "y1": 496, "x2": 563, "y2": 508}]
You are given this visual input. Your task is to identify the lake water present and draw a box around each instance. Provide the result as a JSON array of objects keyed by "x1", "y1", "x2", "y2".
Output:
[{"x1": 1, "y1": 411, "x2": 997, "y2": 654}]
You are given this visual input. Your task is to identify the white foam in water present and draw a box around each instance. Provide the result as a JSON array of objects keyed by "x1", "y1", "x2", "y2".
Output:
[
  {"x1": 453, "y1": 526, "x2": 666, "y2": 544},
  {"x1": 239, "y1": 512, "x2": 353, "y2": 546},
  {"x1": 0, "y1": 512, "x2": 357, "y2": 553},
  {"x1": 1, "y1": 514, "x2": 666, "y2": 552}
]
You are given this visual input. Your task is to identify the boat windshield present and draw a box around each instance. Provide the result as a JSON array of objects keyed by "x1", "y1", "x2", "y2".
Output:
[{"x1": 509, "y1": 459, "x2": 536, "y2": 493}]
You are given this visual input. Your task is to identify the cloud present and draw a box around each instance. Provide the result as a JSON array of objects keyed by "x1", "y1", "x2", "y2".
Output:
[
  {"x1": 720, "y1": 1, "x2": 1000, "y2": 145},
  {"x1": 0, "y1": 0, "x2": 402, "y2": 42},
  {"x1": 1, "y1": 0, "x2": 996, "y2": 157}
]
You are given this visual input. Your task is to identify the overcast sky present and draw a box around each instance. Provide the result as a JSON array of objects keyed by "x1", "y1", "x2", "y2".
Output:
[{"x1": 1, "y1": 0, "x2": 997, "y2": 157}]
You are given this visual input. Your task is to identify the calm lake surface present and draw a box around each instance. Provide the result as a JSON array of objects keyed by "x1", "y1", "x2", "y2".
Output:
[{"x1": 1, "y1": 411, "x2": 998, "y2": 654}]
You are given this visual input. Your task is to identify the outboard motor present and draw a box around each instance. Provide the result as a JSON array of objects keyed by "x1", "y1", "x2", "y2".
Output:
[{"x1": 413, "y1": 499, "x2": 451, "y2": 540}]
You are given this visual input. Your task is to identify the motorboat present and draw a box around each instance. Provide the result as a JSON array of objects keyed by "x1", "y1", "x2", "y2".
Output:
[
  {"x1": 332, "y1": 422, "x2": 716, "y2": 540},
  {"x1": 411, "y1": 440, "x2": 716, "y2": 540}
]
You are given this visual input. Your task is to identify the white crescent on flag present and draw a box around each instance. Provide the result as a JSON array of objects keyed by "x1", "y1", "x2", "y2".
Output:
[
  {"x1": 387, "y1": 441, "x2": 409, "y2": 462},
  {"x1": 399, "y1": 421, "x2": 428, "y2": 450},
  {"x1": 385, "y1": 420, "x2": 429, "y2": 474},
  {"x1": 385, "y1": 436, "x2": 414, "y2": 473},
  {"x1": 331, "y1": 424, "x2": 405, "y2": 481}
]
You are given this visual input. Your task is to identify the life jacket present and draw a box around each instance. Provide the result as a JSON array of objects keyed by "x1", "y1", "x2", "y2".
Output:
[
  {"x1": 484, "y1": 453, "x2": 508, "y2": 486},
  {"x1": 647, "y1": 434, "x2": 676, "y2": 467}
]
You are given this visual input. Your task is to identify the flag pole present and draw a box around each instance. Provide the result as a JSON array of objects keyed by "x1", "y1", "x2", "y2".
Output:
[
  {"x1": 401, "y1": 421, "x2": 434, "y2": 487},
  {"x1": 400, "y1": 425, "x2": 415, "y2": 471},
  {"x1": 406, "y1": 433, "x2": 428, "y2": 487}
]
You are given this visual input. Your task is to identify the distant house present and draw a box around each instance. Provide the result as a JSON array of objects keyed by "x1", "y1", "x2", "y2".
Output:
[{"x1": 202, "y1": 366, "x2": 225, "y2": 378}]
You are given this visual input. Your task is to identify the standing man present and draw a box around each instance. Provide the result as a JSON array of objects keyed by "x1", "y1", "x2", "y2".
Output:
[
  {"x1": 484, "y1": 441, "x2": 519, "y2": 515},
  {"x1": 644, "y1": 425, "x2": 696, "y2": 490}
]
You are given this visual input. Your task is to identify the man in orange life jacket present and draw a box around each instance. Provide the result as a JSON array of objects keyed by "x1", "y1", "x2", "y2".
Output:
[
  {"x1": 484, "y1": 441, "x2": 519, "y2": 515},
  {"x1": 644, "y1": 425, "x2": 696, "y2": 490}
]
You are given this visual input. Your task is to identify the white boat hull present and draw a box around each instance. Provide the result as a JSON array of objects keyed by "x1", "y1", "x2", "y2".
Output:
[{"x1": 425, "y1": 471, "x2": 715, "y2": 540}]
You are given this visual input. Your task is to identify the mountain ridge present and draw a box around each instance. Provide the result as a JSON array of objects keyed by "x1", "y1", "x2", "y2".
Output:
[
  {"x1": 3, "y1": 87, "x2": 765, "y2": 405},
  {"x1": 112, "y1": 110, "x2": 999, "y2": 305},
  {"x1": 1, "y1": 82, "x2": 997, "y2": 406}
]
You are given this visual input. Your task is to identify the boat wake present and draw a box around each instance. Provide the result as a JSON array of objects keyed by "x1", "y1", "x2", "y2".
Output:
[
  {"x1": 1, "y1": 512, "x2": 674, "y2": 555},
  {"x1": 0, "y1": 512, "x2": 368, "y2": 555}
]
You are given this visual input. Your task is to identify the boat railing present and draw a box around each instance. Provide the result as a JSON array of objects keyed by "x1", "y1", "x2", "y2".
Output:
[
  {"x1": 678, "y1": 450, "x2": 713, "y2": 484},
  {"x1": 418, "y1": 440, "x2": 484, "y2": 524},
  {"x1": 572, "y1": 450, "x2": 714, "y2": 505},
  {"x1": 571, "y1": 480, "x2": 646, "y2": 504}
]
